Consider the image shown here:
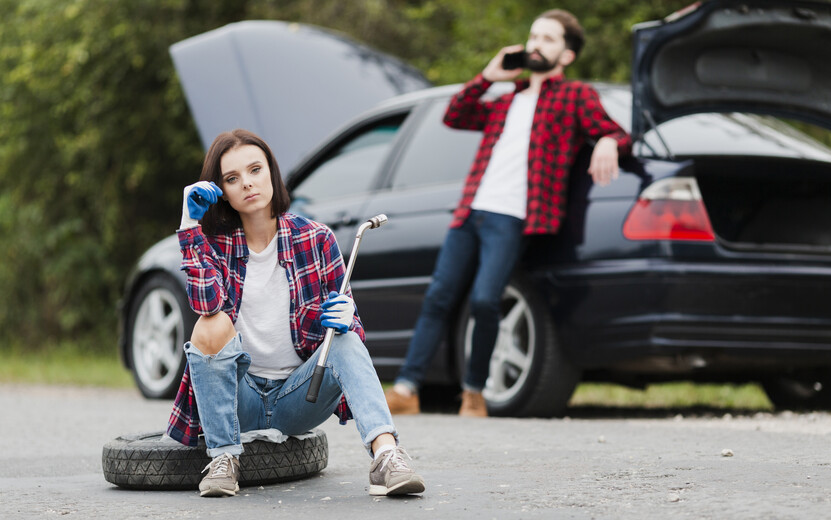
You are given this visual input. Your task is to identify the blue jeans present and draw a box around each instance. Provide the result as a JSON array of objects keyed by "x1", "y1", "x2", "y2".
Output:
[
  {"x1": 185, "y1": 331, "x2": 396, "y2": 458},
  {"x1": 396, "y1": 210, "x2": 525, "y2": 392}
]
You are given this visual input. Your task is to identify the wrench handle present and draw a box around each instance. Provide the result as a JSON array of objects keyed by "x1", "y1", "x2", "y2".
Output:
[
  {"x1": 305, "y1": 214, "x2": 387, "y2": 403},
  {"x1": 306, "y1": 364, "x2": 327, "y2": 404},
  {"x1": 306, "y1": 327, "x2": 336, "y2": 403}
]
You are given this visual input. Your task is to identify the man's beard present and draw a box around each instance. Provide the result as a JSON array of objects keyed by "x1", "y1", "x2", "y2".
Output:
[{"x1": 526, "y1": 50, "x2": 561, "y2": 72}]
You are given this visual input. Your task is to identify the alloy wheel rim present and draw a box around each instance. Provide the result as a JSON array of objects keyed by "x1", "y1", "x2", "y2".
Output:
[
  {"x1": 464, "y1": 284, "x2": 536, "y2": 405},
  {"x1": 132, "y1": 288, "x2": 184, "y2": 394}
]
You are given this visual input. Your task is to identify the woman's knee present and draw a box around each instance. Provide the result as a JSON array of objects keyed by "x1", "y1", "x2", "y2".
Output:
[
  {"x1": 327, "y1": 332, "x2": 371, "y2": 366},
  {"x1": 190, "y1": 312, "x2": 236, "y2": 355}
]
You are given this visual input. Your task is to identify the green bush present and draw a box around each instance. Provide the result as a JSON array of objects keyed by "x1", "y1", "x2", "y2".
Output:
[
  {"x1": 0, "y1": 0, "x2": 230, "y2": 347},
  {"x1": 0, "y1": 0, "x2": 715, "y2": 350}
]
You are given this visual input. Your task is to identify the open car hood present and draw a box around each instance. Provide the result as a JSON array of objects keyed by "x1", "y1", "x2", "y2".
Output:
[
  {"x1": 631, "y1": 0, "x2": 831, "y2": 141},
  {"x1": 170, "y1": 21, "x2": 431, "y2": 173}
]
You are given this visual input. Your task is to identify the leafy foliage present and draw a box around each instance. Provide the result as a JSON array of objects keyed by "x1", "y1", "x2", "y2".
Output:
[
  {"x1": 0, "y1": 0, "x2": 231, "y2": 344},
  {"x1": 1, "y1": 0, "x2": 828, "y2": 349}
]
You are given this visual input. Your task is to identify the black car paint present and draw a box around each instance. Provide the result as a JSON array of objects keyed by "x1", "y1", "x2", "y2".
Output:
[
  {"x1": 119, "y1": 83, "x2": 831, "y2": 405},
  {"x1": 119, "y1": 82, "x2": 831, "y2": 391}
]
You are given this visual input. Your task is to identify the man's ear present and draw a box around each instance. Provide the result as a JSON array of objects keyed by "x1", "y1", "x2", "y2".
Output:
[{"x1": 560, "y1": 49, "x2": 576, "y2": 67}]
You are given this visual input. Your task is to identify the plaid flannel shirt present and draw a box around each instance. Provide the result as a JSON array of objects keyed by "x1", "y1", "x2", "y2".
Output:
[
  {"x1": 166, "y1": 213, "x2": 365, "y2": 447},
  {"x1": 444, "y1": 74, "x2": 632, "y2": 235}
]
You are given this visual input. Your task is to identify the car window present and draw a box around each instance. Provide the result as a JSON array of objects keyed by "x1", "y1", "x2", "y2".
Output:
[
  {"x1": 595, "y1": 86, "x2": 831, "y2": 161},
  {"x1": 389, "y1": 100, "x2": 482, "y2": 189},
  {"x1": 292, "y1": 115, "x2": 405, "y2": 202},
  {"x1": 595, "y1": 87, "x2": 632, "y2": 132}
]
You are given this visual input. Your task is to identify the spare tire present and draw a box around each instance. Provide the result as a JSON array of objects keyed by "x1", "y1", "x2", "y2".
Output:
[{"x1": 102, "y1": 429, "x2": 328, "y2": 490}]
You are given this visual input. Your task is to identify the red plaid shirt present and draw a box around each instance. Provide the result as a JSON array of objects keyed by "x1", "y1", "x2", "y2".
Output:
[
  {"x1": 166, "y1": 213, "x2": 365, "y2": 447},
  {"x1": 444, "y1": 74, "x2": 631, "y2": 234}
]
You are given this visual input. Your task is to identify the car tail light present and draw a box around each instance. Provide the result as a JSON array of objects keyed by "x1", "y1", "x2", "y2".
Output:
[{"x1": 623, "y1": 177, "x2": 715, "y2": 241}]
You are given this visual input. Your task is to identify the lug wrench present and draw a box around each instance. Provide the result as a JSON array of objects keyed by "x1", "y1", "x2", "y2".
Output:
[{"x1": 306, "y1": 214, "x2": 388, "y2": 403}]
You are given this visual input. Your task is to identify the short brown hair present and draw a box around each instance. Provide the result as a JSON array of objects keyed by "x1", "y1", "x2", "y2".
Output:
[
  {"x1": 198, "y1": 129, "x2": 291, "y2": 235},
  {"x1": 536, "y1": 9, "x2": 585, "y2": 57}
]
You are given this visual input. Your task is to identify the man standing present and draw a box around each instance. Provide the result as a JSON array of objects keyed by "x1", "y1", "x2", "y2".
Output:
[{"x1": 385, "y1": 9, "x2": 631, "y2": 416}]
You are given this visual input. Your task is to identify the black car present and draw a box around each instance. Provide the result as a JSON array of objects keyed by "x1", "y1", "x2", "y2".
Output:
[{"x1": 119, "y1": 0, "x2": 831, "y2": 415}]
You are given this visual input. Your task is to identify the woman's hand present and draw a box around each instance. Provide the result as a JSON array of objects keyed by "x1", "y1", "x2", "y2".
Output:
[
  {"x1": 320, "y1": 291, "x2": 355, "y2": 334},
  {"x1": 180, "y1": 181, "x2": 223, "y2": 230}
]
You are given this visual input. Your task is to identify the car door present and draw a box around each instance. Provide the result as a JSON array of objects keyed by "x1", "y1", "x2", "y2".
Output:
[
  {"x1": 348, "y1": 98, "x2": 483, "y2": 381},
  {"x1": 289, "y1": 96, "x2": 482, "y2": 381},
  {"x1": 288, "y1": 111, "x2": 412, "y2": 254}
]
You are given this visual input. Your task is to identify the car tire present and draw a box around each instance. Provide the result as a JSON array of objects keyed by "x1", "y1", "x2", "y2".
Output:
[
  {"x1": 455, "y1": 274, "x2": 581, "y2": 417},
  {"x1": 762, "y1": 375, "x2": 831, "y2": 410},
  {"x1": 102, "y1": 429, "x2": 328, "y2": 490},
  {"x1": 126, "y1": 274, "x2": 195, "y2": 399}
]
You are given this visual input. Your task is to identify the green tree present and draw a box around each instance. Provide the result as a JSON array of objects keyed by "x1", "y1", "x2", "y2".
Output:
[
  {"x1": 249, "y1": 0, "x2": 695, "y2": 83},
  {"x1": 0, "y1": 0, "x2": 245, "y2": 345},
  {"x1": 3, "y1": 0, "x2": 826, "y2": 351}
]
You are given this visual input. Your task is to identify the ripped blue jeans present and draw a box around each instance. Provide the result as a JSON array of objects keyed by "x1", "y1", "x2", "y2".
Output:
[{"x1": 185, "y1": 331, "x2": 396, "y2": 458}]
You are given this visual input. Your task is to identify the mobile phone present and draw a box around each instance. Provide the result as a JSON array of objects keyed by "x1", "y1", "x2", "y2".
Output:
[{"x1": 502, "y1": 51, "x2": 527, "y2": 70}]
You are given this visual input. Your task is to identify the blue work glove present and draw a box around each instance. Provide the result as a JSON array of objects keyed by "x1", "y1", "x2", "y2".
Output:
[
  {"x1": 180, "y1": 181, "x2": 223, "y2": 229},
  {"x1": 321, "y1": 291, "x2": 355, "y2": 334}
]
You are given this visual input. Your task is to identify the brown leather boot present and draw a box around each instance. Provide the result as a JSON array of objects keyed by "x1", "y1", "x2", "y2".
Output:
[
  {"x1": 384, "y1": 387, "x2": 421, "y2": 414},
  {"x1": 459, "y1": 390, "x2": 488, "y2": 417}
]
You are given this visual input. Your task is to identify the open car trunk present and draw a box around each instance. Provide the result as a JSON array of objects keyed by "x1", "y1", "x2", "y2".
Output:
[
  {"x1": 695, "y1": 156, "x2": 831, "y2": 251},
  {"x1": 631, "y1": 0, "x2": 831, "y2": 141}
]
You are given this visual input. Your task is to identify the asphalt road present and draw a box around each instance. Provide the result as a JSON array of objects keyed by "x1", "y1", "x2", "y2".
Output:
[{"x1": 3, "y1": 383, "x2": 831, "y2": 519}]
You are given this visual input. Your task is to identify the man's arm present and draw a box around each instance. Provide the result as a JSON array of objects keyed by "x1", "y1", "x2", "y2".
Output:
[
  {"x1": 587, "y1": 136, "x2": 622, "y2": 187},
  {"x1": 443, "y1": 45, "x2": 525, "y2": 131},
  {"x1": 576, "y1": 84, "x2": 632, "y2": 186}
]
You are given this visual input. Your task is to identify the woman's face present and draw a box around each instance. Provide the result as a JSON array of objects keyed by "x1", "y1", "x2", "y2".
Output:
[{"x1": 219, "y1": 144, "x2": 274, "y2": 219}]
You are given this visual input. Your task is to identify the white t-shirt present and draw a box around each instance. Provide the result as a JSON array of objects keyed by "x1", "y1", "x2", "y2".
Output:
[
  {"x1": 235, "y1": 234, "x2": 302, "y2": 380},
  {"x1": 471, "y1": 91, "x2": 538, "y2": 220}
]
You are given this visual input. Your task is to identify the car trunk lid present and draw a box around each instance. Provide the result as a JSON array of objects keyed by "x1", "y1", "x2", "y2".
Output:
[{"x1": 631, "y1": 0, "x2": 831, "y2": 142}]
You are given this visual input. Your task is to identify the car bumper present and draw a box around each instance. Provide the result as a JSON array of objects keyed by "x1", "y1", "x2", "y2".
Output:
[{"x1": 547, "y1": 259, "x2": 831, "y2": 370}]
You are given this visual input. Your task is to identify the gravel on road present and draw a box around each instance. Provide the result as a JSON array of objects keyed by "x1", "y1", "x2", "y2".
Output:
[{"x1": 2, "y1": 383, "x2": 831, "y2": 519}]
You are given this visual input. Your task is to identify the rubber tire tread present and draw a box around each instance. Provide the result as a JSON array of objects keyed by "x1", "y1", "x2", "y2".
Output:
[
  {"x1": 102, "y1": 429, "x2": 328, "y2": 490},
  {"x1": 762, "y1": 376, "x2": 831, "y2": 411},
  {"x1": 455, "y1": 274, "x2": 581, "y2": 418}
]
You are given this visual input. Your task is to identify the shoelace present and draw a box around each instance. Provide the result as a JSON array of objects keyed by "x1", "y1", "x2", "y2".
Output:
[
  {"x1": 202, "y1": 453, "x2": 235, "y2": 477},
  {"x1": 379, "y1": 447, "x2": 412, "y2": 472}
]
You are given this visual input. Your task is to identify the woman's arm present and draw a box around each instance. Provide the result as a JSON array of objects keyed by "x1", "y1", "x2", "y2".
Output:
[{"x1": 178, "y1": 227, "x2": 231, "y2": 317}]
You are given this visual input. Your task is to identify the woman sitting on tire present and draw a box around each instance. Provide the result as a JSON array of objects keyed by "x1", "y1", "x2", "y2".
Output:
[{"x1": 166, "y1": 129, "x2": 424, "y2": 498}]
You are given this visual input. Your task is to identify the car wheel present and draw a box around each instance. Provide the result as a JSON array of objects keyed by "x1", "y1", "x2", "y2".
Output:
[
  {"x1": 126, "y1": 274, "x2": 194, "y2": 399},
  {"x1": 762, "y1": 375, "x2": 831, "y2": 410},
  {"x1": 102, "y1": 429, "x2": 328, "y2": 490},
  {"x1": 455, "y1": 275, "x2": 581, "y2": 417}
]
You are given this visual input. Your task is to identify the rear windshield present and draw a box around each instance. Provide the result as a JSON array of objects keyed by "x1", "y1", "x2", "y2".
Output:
[{"x1": 596, "y1": 86, "x2": 831, "y2": 162}]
